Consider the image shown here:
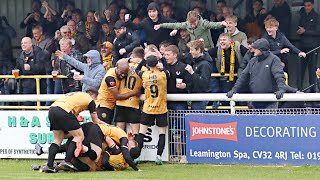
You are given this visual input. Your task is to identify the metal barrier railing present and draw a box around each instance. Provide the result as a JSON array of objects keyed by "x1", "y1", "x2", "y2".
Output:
[
  {"x1": 0, "y1": 75, "x2": 67, "y2": 110},
  {"x1": 0, "y1": 73, "x2": 237, "y2": 110}
]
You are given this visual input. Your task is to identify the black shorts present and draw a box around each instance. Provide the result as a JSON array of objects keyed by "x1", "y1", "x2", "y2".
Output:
[
  {"x1": 96, "y1": 106, "x2": 114, "y2": 124},
  {"x1": 141, "y1": 112, "x2": 168, "y2": 127},
  {"x1": 48, "y1": 107, "x2": 81, "y2": 132},
  {"x1": 115, "y1": 106, "x2": 141, "y2": 124},
  {"x1": 86, "y1": 124, "x2": 104, "y2": 149}
]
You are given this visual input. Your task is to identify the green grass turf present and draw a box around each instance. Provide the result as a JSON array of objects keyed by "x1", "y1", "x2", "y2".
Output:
[{"x1": 0, "y1": 160, "x2": 320, "y2": 180}]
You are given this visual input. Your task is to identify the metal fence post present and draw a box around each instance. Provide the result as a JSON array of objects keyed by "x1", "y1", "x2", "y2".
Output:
[
  {"x1": 35, "y1": 77, "x2": 41, "y2": 110},
  {"x1": 230, "y1": 100, "x2": 236, "y2": 115}
]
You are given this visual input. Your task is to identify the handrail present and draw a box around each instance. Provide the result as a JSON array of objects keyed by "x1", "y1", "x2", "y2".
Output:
[
  {"x1": 0, "y1": 93, "x2": 319, "y2": 114},
  {"x1": 0, "y1": 75, "x2": 67, "y2": 110}
]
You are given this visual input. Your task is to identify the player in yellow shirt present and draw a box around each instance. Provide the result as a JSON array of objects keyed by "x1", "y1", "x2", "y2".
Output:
[
  {"x1": 135, "y1": 55, "x2": 170, "y2": 165},
  {"x1": 96, "y1": 58, "x2": 141, "y2": 124},
  {"x1": 85, "y1": 123, "x2": 141, "y2": 171},
  {"x1": 115, "y1": 47, "x2": 145, "y2": 136},
  {"x1": 43, "y1": 88, "x2": 105, "y2": 173}
]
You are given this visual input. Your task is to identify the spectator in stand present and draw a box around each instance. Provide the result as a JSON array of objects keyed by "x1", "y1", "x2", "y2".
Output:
[
  {"x1": 112, "y1": 21, "x2": 140, "y2": 66},
  {"x1": 31, "y1": 25, "x2": 56, "y2": 100},
  {"x1": 71, "y1": 9, "x2": 85, "y2": 34},
  {"x1": 100, "y1": 41, "x2": 113, "y2": 71},
  {"x1": 118, "y1": 7, "x2": 130, "y2": 22},
  {"x1": 244, "y1": 0, "x2": 267, "y2": 38},
  {"x1": 215, "y1": 0, "x2": 227, "y2": 21},
  {"x1": 268, "y1": 0, "x2": 291, "y2": 37},
  {"x1": 124, "y1": 2, "x2": 177, "y2": 47},
  {"x1": 67, "y1": 19, "x2": 89, "y2": 54},
  {"x1": 154, "y1": 10, "x2": 226, "y2": 49},
  {"x1": 177, "y1": 29, "x2": 193, "y2": 66},
  {"x1": 104, "y1": 1, "x2": 120, "y2": 25},
  {"x1": 161, "y1": 2, "x2": 175, "y2": 20},
  {"x1": 238, "y1": 36, "x2": 259, "y2": 77},
  {"x1": 225, "y1": 15, "x2": 248, "y2": 47},
  {"x1": 296, "y1": 0, "x2": 320, "y2": 93},
  {"x1": 185, "y1": 39, "x2": 212, "y2": 110},
  {"x1": 262, "y1": 17, "x2": 306, "y2": 73},
  {"x1": 191, "y1": 0, "x2": 213, "y2": 21},
  {"x1": 222, "y1": 6, "x2": 246, "y2": 33},
  {"x1": 165, "y1": 45, "x2": 192, "y2": 110},
  {"x1": 97, "y1": 19, "x2": 115, "y2": 49},
  {"x1": 42, "y1": 1, "x2": 63, "y2": 38},
  {"x1": 0, "y1": 22, "x2": 13, "y2": 104},
  {"x1": 1, "y1": 16, "x2": 17, "y2": 39},
  {"x1": 20, "y1": 11, "x2": 44, "y2": 38},
  {"x1": 208, "y1": 33, "x2": 247, "y2": 94},
  {"x1": 159, "y1": 41, "x2": 172, "y2": 56},
  {"x1": 52, "y1": 38, "x2": 83, "y2": 94},
  {"x1": 85, "y1": 10, "x2": 101, "y2": 49},
  {"x1": 14, "y1": 37, "x2": 46, "y2": 105},
  {"x1": 227, "y1": 39, "x2": 287, "y2": 109},
  {"x1": 55, "y1": 49, "x2": 106, "y2": 92},
  {"x1": 61, "y1": 1, "x2": 75, "y2": 24}
]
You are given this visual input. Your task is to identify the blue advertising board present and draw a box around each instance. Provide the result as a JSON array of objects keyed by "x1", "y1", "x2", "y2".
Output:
[{"x1": 185, "y1": 114, "x2": 320, "y2": 165}]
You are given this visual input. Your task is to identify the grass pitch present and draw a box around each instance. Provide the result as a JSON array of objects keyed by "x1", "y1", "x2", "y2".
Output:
[{"x1": 0, "y1": 160, "x2": 320, "y2": 180}]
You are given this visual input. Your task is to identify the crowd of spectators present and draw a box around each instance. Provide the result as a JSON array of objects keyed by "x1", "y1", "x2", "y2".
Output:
[{"x1": 0, "y1": 0, "x2": 319, "y2": 108}]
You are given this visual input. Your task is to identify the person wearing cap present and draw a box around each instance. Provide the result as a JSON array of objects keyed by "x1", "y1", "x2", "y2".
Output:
[
  {"x1": 227, "y1": 38, "x2": 287, "y2": 109},
  {"x1": 55, "y1": 49, "x2": 106, "y2": 92},
  {"x1": 135, "y1": 55, "x2": 170, "y2": 165},
  {"x1": 112, "y1": 20, "x2": 140, "y2": 66},
  {"x1": 100, "y1": 41, "x2": 113, "y2": 71},
  {"x1": 97, "y1": 19, "x2": 115, "y2": 49},
  {"x1": 124, "y1": 2, "x2": 176, "y2": 47}
]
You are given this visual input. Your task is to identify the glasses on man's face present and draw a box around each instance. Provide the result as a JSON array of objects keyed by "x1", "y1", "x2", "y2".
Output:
[{"x1": 62, "y1": 31, "x2": 71, "y2": 34}]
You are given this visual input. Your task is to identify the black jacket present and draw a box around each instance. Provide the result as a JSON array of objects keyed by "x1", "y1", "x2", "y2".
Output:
[
  {"x1": 0, "y1": 31, "x2": 13, "y2": 70},
  {"x1": 269, "y1": 1, "x2": 291, "y2": 37},
  {"x1": 262, "y1": 31, "x2": 301, "y2": 57},
  {"x1": 190, "y1": 53, "x2": 213, "y2": 93},
  {"x1": 167, "y1": 60, "x2": 192, "y2": 94},
  {"x1": 15, "y1": 46, "x2": 46, "y2": 88},
  {"x1": 112, "y1": 31, "x2": 140, "y2": 66},
  {"x1": 232, "y1": 51, "x2": 286, "y2": 94},
  {"x1": 125, "y1": 15, "x2": 176, "y2": 47},
  {"x1": 298, "y1": 8, "x2": 320, "y2": 49}
]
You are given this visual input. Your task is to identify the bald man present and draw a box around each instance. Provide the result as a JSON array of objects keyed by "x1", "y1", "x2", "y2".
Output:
[
  {"x1": 13, "y1": 37, "x2": 46, "y2": 105},
  {"x1": 95, "y1": 58, "x2": 141, "y2": 124}
]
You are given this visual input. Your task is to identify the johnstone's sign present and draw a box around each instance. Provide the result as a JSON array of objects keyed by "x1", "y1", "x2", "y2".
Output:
[
  {"x1": 0, "y1": 111, "x2": 168, "y2": 161},
  {"x1": 186, "y1": 114, "x2": 320, "y2": 165}
]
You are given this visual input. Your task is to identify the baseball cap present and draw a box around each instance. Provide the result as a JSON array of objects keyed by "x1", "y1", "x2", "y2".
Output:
[
  {"x1": 101, "y1": 41, "x2": 113, "y2": 49},
  {"x1": 113, "y1": 21, "x2": 125, "y2": 29}
]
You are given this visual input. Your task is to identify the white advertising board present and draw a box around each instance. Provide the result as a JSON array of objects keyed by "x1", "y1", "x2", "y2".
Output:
[{"x1": 0, "y1": 111, "x2": 168, "y2": 161}]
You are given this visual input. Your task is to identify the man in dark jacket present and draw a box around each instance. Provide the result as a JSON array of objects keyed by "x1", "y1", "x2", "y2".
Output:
[
  {"x1": 124, "y1": 2, "x2": 176, "y2": 47},
  {"x1": 112, "y1": 21, "x2": 140, "y2": 66},
  {"x1": 227, "y1": 39, "x2": 287, "y2": 109},
  {"x1": 262, "y1": 17, "x2": 306, "y2": 73},
  {"x1": 296, "y1": 0, "x2": 320, "y2": 92},
  {"x1": 185, "y1": 39, "x2": 212, "y2": 110},
  {"x1": 13, "y1": 37, "x2": 46, "y2": 106},
  {"x1": 0, "y1": 23, "x2": 14, "y2": 105},
  {"x1": 268, "y1": 0, "x2": 291, "y2": 37}
]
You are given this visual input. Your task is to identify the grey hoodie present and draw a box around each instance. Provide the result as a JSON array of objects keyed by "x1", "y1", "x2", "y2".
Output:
[{"x1": 63, "y1": 50, "x2": 106, "y2": 91}]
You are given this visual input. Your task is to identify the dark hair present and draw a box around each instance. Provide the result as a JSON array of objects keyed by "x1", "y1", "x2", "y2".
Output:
[
  {"x1": 247, "y1": 36, "x2": 259, "y2": 44},
  {"x1": 130, "y1": 146, "x2": 141, "y2": 160},
  {"x1": 217, "y1": 0, "x2": 227, "y2": 5},
  {"x1": 72, "y1": 9, "x2": 82, "y2": 16},
  {"x1": 304, "y1": 0, "x2": 314, "y2": 4},
  {"x1": 86, "y1": 88, "x2": 99, "y2": 97},
  {"x1": 159, "y1": 41, "x2": 172, "y2": 48},
  {"x1": 132, "y1": 47, "x2": 145, "y2": 59},
  {"x1": 254, "y1": 0, "x2": 264, "y2": 5}
]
